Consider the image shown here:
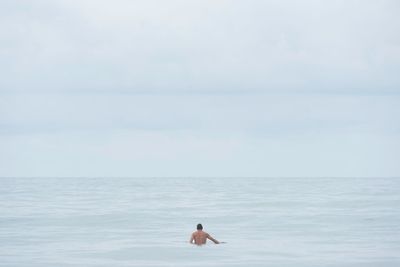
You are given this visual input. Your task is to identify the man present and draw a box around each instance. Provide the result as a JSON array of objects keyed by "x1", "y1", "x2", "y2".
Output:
[{"x1": 190, "y1": 224, "x2": 220, "y2": 245}]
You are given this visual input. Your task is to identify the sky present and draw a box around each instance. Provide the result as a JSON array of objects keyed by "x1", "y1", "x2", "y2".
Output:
[{"x1": 1, "y1": 0, "x2": 399, "y2": 177}]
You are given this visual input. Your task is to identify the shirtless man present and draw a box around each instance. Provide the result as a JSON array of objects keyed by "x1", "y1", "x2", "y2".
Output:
[{"x1": 190, "y1": 224, "x2": 220, "y2": 245}]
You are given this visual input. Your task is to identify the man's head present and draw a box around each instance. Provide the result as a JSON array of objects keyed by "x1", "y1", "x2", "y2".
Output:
[{"x1": 197, "y1": 223, "x2": 203, "y2": 230}]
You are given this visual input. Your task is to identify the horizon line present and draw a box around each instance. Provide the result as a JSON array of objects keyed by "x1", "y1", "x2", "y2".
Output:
[{"x1": 1, "y1": 176, "x2": 399, "y2": 179}]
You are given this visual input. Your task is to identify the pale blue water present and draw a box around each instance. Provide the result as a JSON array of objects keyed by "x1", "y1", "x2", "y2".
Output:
[{"x1": 0, "y1": 177, "x2": 399, "y2": 267}]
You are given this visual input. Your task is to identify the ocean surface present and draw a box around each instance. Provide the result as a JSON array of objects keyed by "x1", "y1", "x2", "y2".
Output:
[{"x1": 0, "y1": 177, "x2": 399, "y2": 267}]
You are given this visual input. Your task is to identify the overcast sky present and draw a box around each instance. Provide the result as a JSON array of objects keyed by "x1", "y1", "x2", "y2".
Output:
[{"x1": 1, "y1": 0, "x2": 399, "y2": 177}]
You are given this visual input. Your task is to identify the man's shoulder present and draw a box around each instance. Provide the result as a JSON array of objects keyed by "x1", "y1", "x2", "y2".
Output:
[{"x1": 193, "y1": 231, "x2": 208, "y2": 236}]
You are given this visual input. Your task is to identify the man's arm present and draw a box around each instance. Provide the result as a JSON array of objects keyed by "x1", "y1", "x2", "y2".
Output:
[
  {"x1": 189, "y1": 233, "x2": 194, "y2": 244},
  {"x1": 207, "y1": 233, "x2": 220, "y2": 244}
]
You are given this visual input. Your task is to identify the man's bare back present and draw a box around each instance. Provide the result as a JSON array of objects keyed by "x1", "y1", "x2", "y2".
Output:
[{"x1": 190, "y1": 224, "x2": 220, "y2": 245}]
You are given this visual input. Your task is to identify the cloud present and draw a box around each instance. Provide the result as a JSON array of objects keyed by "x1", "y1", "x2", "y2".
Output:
[
  {"x1": 1, "y1": 0, "x2": 399, "y2": 94},
  {"x1": 1, "y1": 93, "x2": 399, "y2": 136},
  {"x1": 1, "y1": 93, "x2": 399, "y2": 176},
  {"x1": 1, "y1": 1, "x2": 400, "y2": 177}
]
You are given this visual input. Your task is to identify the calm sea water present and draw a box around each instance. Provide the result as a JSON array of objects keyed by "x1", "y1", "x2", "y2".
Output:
[{"x1": 0, "y1": 177, "x2": 399, "y2": 267}]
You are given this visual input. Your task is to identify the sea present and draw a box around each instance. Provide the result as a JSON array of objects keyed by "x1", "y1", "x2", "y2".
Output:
[{"x1": 0, "y1": 177, "x2": 399, "y2": 267}]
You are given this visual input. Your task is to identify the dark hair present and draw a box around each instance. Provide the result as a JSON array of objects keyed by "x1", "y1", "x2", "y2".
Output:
[{"x1": 197, "y1": 223, "x2": 203, "y2": 230}]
